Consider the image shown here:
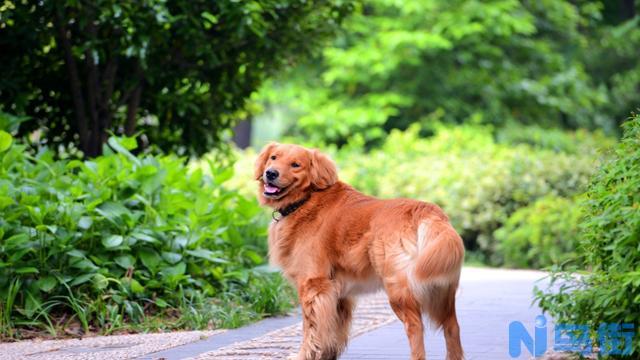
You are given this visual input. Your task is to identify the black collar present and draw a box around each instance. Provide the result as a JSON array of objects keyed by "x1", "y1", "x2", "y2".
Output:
[{"x1": 272, "y1": 196, "x2": 310, "y2": 222}]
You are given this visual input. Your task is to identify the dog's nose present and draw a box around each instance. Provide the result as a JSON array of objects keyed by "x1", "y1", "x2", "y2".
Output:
[{"x1": 265, "y1": 168, "x2": 279, "y2": 181}]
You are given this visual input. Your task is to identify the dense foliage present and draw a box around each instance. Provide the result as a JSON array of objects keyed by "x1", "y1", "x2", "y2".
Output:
[
  {"x1": 228, "y1": 123, "x2": 612, "y2": 265},
  {"x1": 0, "y1": 0, "x2": 353, "y2": 156},
  {"x1": 256, "y1": 0, "x2": 640, "y2": 146},
  {"x1": 495, "y1": 195, "x2": 581, "y2": 268},
  {"x1": 536, "y1": 114, "x2": 640, "y2": 357},
  {"x1": 0, "y1": 133, "x2": 293, "y2": 339}
]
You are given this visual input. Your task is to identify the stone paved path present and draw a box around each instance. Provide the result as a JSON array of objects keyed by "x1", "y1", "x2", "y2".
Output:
[{"x1": 0, "y1": 267, "x2": 551, "y2": 360}]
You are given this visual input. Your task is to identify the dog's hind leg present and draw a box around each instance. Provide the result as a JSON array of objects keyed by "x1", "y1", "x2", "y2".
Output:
[
  {"x1": 443, "y1": 309, "x2": 463, "y2": 360},
  {"x1": 335, "y1": 297, "x2": 354, "y2": 355},
  {"x1": 423, "y1": 283, "x2": 463, "y2": 360},
  {"x1": 385, "y1": 280, "x2": 426, "y2": 360}
]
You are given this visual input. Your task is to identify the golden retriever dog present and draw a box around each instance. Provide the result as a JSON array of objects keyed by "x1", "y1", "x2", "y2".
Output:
[{"x1": 255, "y1": 143, "x2": 464, "y2": 360}]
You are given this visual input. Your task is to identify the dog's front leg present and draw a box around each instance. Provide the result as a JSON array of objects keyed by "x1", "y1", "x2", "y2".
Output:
[{"x1": 295, "y1": 277, "x2": 341, "y2": 360}]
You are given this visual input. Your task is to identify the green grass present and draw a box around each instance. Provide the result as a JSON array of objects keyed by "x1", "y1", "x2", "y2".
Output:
[{"x1": 1, "y1": 272, "x2": 296, "y2": 340}]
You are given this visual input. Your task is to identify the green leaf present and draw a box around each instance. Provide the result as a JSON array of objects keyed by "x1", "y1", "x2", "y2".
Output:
[
  {"x1": 96, "y1": 202, "x2": 129, "y2": 221},
  {"x1": 66, "y1": 249, "x2": 86, "y2": 258},
  {"x1": 70, "y1": 273, "x2": 94, "y2": 286},
  {"x1": 78, "y1": 216, "x2": 93, "y2": 230},
  {"x1": 16, "y1": 267, "x2": 39, "y2": 274},
  {"x1": 161, "y1": 251, "x2": 182, "y2": 264},
  {"x1": 131, "y1": 232, "x2": 159, "y2": 244},
  {"x1": 70, "y1": 257, "x2": 98, "y2": 271},
  {"x1": 130, "y1": 279, "x2": 144, "y2": 294},
  {"x1": 93, "y1": 273, "x2": 109, "y2": 290},
  {"x1": 162, "y1": 262, "x2": 186, "y2": 277},
  {"x1": 107, "y1": 136, "x2": 140, "y2": 165},
  {"x1": 173, "y1": 236, "x2": 188, "y2": 249},
  {"x1": 0, "y1": 195, "x2": 14, "y2": 210},
  {"x1": 24, "y1": 291, "x2": 41, "y2": 318},
  {"x1": 244, "y1": 250, "x2": 263, "y2": 264},
  {"x1": 186, "y1": 249, "x2": 229, "y2": 263},
  {"x1": 0, "y1": 130, "x2": 12, "y2": 152},
  {"x1": 201, "y1": 11, "x2": 219, "y2": 24},
  {"x1": 119, "y1": 136, "x2": 138, "y2": 150},
  {"x1": 9, "y1": 248, "x2": 33, "y2": 262},
  {"x1": 115, "y1": 255, "x2": 135, "y2": 269},
  {"x1": 102, "y1": 235, "x2": 124, "y2": 248},
  {"x1": 36, "y1": 276, "x2": 58, "y2": 292},
  {"x1": 155, "y1": 298, "x2": 168, "y2": 308},
  {"x1": 5, "y1": 233, "x2": 29, "y2": 248},
  {"x1": 139, "y1": 249, "x2": 161, "y2": 270},
  {"x1": 0, "y1": 112, "x2": 29, "y2": 133}
]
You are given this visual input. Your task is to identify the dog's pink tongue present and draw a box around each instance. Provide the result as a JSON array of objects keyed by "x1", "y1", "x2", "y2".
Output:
[{"x1": 264, "y1": 184, "x2": 280, "y2": 193}]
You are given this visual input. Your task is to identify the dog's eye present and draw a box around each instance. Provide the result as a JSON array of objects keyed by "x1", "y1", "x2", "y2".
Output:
[
  {"x1": 270, "y1": 155, "x2": 276, "y2": 160},
  {"x1": 291, "y1": 162, "x2": 301, "y2": 168}
]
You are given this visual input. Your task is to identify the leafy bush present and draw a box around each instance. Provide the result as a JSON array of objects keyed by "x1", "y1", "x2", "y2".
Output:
[
  {"x1": 0, "y1": 134, "x2": 293, "y2": 339},
  {"x1": 496, "y1": 124, "x2": 615, "y2": 154},
  {"x1": 536, "y1": 114, "x2": 640, "y2": 357},
  {"x1": 494, "y1": 196, "x2": 581, "y2": 269},
  {"x1": 232, "y1": 124, "x2": 609, "y2": 264},
  {"x1": 337, "y1": 124, "x2": 603, "y2": 262}
]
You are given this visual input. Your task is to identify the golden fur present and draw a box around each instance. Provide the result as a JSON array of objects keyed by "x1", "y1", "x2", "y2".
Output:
[{"x1": 255, "y1": 143, "x2": 465, "y2": 360}]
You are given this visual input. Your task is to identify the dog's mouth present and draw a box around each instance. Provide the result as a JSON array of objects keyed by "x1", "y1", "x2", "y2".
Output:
[{"x1": 263, "y1": 182, "x2": 288, "y2": 198}]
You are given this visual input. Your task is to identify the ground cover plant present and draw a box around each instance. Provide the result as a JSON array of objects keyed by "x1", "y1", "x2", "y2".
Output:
[{"x1": 0, "y1": 133, "x2": 294, "y2": 340}]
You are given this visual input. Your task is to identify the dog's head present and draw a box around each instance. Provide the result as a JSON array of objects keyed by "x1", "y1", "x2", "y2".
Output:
[{"x1": 254, "y1": 143, "x2": 337, "y2": 207}]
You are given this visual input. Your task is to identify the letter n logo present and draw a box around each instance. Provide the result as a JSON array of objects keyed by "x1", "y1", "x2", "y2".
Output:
[{"x1": 509, "y1": 315, "x2": 548, "y2": 357}]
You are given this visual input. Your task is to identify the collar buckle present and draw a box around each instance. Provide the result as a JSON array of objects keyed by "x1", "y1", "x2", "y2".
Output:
[{"x1": 273, "y1": 196, "x2": 310, "y2": 222}]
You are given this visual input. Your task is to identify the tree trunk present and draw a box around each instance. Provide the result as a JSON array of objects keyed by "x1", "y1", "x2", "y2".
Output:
[
  {"x1": 84, "y1": 7, "x2": 105, "y2": 157},
  {"x1": 56, "y1": 8, "x2": 150, "y2": 157},
  {"x1": 125, "y1": 85, "x2": 142, "y2": 136},
  {"x1": 125, "y1": 63, "x2": 144, "y2": 136},
  {"x1": 55, "y1": 12, "x2": 90, "y2": 156},
  {"x1": 621, "y1": 0, "x2": 635, "y2": 19},
  {"x1": 232, "y1": 118, "x2": 252, "y2": 149},
  {"x1": 85, "y1": 51, "x2": 102, "y2": 157}
]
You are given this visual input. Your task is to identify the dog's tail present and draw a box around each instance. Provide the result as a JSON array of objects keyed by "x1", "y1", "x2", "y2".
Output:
[{"x1": 413, "y1": 220, "x2": 464, "y2": 282}]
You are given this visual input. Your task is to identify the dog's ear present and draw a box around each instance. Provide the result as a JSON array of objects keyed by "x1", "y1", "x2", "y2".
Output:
[
  {"x1": 254, "y1": 142, "x2": 278, "y2": 180},
  {"x1": 310, "y1": 150, "x2": 337, "y2": 190}
]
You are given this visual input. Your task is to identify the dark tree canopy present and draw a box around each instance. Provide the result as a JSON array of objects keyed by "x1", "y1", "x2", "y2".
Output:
[{"x1": 0, "y1": 0, "x2": 353, "y2": 156}]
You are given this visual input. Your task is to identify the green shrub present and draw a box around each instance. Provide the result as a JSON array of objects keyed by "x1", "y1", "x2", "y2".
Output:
[
  {"x1": 496, "y1": 124, "x2": 616, "y2": 154},
  {"x1": 536, "y1": 114, "x2": 640, "y2": 357},
  {"x1": 0, "y1": 134, "x2": 293, "y2": 339},
  {"x1": 494, "y1": 196, "x2": 581, "y2": 269},
  {"x1": 230, "y1": 123, "x2": 609, "y2": 264},
  {"x1": 337, "y1": 124, "x2": 602, "y2": 262}
]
